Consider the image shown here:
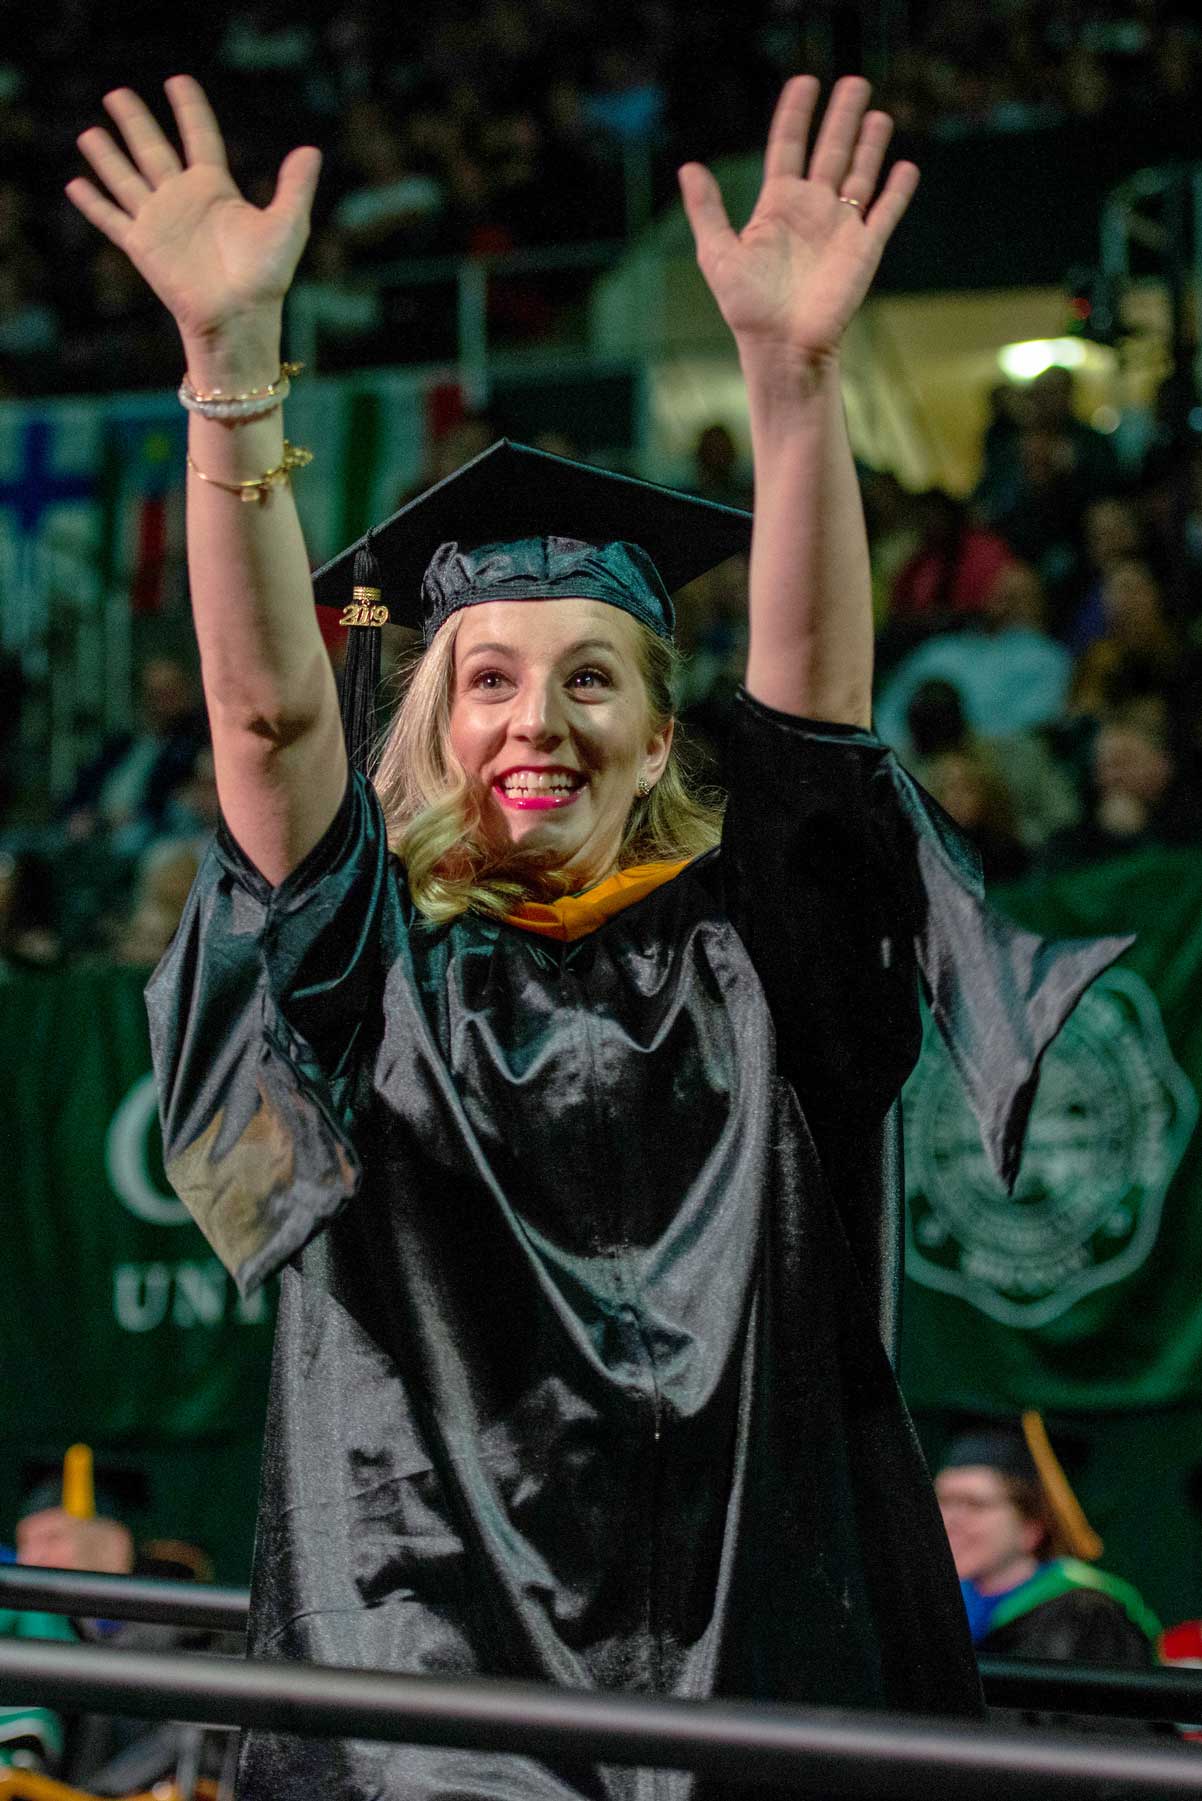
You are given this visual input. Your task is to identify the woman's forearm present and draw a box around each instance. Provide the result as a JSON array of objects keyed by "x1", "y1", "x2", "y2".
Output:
[
  {"x1": 67, "y1": 78, "x2": 340, "y2": 880},
  {"x1": 184, "y1": 320, "x2": 328, "y2": 728},
  {"x1": 182, "y1": 320, "x2": 345, "y2": 880},
  {"x1": 740, "y1": 341, "x2": 873, "y2": 727}
]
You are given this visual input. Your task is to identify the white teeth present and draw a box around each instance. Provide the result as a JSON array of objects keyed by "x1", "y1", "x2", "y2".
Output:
[{"x1": 499, "y1": 771, "x2": 582, "y2": 793}]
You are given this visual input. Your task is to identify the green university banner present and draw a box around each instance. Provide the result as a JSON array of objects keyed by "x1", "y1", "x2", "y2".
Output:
[
  {"x1": 902, "y1": 846, "x2": 1202, "y2": 1411},
  {"x1": 0, "y1": 963, "x2": 274, "y2": 1444}
]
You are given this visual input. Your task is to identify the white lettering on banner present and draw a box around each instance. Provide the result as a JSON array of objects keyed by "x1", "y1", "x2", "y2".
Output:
[
  {"x1": 113, "y1": 1260, "x2": 268, "y2": 1333},
  {"x1": 114, "y1": 1261, "x2": 171, "y2": 1332},
  {"x1": 106, "y1": 1073, "x2": 190, "y2": 1226}
]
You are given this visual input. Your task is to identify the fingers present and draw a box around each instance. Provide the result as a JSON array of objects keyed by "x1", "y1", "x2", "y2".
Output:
[
  {"x1": 864, "y1": 160, "x2": 921, "y2": 247},
  {"x1": 838, "y1": 110, "x2": 894, "y2": 208},
  {"x1": 807, "y1": 75, "x2": 872, "y2": 191},
  {"x1": 270, "y1": 145, "x2": 323, "y2": 229},
  {"x1": 75, "y1": 124, "x2": 152, "y2": 216},
  {"x1": 165, "y1": 74, "x2": 229, "y2": 170},
  {"x1": 102, "y1": 87, "x2": 183, "y2": 187},
  {"x1": 74, "y1": 82, "x2": 186, "y2": 220},
  {"x1": 762, "y1": 74, "x2": 819, "y2": 182},
  {"x1": 64, "y1": 175, "x2": 132, "y2": 249},
  {"x1": 677, "y1": 162, "x2": 737, "y2": 266}
]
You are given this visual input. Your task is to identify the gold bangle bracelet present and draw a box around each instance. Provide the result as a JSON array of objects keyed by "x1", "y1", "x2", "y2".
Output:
[{"x1": 186, "y1": 440, "x2": 314, "y2": 504}]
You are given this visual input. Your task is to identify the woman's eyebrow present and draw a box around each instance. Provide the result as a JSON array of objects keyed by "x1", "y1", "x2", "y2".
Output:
[
  {"x1": 560, "y1": 637, "x2": 620, "y2": 659},
  {"x1": 460, "y1": 641, "x2": 515, "y2": 662},
  {"x1": 460, "y1": 637, "x2": 621, "y2": 663}
]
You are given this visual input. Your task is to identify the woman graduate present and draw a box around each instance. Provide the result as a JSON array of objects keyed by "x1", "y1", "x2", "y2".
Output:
[{"x1": 69, "y1": 73, "x2": 1124, "y2": 1801}]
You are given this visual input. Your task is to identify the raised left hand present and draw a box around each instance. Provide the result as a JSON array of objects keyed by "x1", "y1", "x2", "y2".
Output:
[{"x1": 679, "y1": 75, "x2": 918, "y2": 362}]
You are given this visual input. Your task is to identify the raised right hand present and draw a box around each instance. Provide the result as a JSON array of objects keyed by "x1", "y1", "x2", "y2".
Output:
[{"x1": 66, "y1": 76, "x2": 321, "y2": 356}]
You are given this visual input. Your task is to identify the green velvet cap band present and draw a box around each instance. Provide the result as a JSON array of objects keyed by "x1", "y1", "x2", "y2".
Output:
[{"x1": 421, "y1": 536, "x2": 675, "y2": 645}]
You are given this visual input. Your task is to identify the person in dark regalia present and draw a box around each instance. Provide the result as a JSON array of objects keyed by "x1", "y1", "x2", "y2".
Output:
[
  {"x1": 936, "y1": 1415, "x2": 1164, "y2": 1738},
  {"x1": 68, "y1": 71, "x2": 1126, "y2": 1801}
]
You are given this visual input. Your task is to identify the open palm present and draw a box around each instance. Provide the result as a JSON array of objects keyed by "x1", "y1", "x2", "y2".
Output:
[
  {"x1": 66, "y1": 77, "x2": 320, "y2": 343},
  {"x1": 679, "y1": 76, "x2": 919, "y2": 359}
]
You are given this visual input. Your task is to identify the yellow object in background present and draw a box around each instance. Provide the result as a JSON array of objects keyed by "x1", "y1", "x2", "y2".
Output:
[{"x1": 60, "y1": 1445, "x2": 95, "y2": 1521}]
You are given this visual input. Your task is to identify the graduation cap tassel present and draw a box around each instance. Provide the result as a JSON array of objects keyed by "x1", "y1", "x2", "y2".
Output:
[{"x1": 339, "y1": 535, "x2": 388, "y2": 775}]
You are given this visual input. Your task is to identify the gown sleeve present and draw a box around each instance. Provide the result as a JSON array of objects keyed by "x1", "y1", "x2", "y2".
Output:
[
  {"x1": 720, "y1": 688, "x2": 1132, "y2": 1359},
  {"x1": 721, "y1": 687, "x2": 1133, "y2": 1186},
  {"x1": 719, "y1": 688, "x2": 925, "y2": 1143},
  {"x1": 144, "y1": 771, "x2": 392, "y2": 1297}
]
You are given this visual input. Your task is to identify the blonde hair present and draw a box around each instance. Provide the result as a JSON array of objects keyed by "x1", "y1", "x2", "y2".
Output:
[{"x1": 372, "y1": 610, "x2": 723, "y2": 924}]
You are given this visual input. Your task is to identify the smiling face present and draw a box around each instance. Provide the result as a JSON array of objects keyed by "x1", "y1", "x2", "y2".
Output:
[
  {"x1": 935, "y1": 1466, "x2": 1045, "y2": 1593},
  {"x1": 448, "y1": 598, "x2": 673, "y2": 889}
]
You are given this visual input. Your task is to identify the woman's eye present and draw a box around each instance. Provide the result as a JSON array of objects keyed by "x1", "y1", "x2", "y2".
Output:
[
  {"x1": 471, "y1": 669, "x2": 509, "y2": 691},
  {"x1": 569, "y1": 667, "x2": 611, "y2": 690}
]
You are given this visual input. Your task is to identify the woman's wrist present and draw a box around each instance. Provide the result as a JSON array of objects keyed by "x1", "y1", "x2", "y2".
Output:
[
  {"x1": 180, "y1": 313, "x2": 285, "y2": 396},
  {"x1": 737, "y1": 334, "x2": 840, "y2": 391}
]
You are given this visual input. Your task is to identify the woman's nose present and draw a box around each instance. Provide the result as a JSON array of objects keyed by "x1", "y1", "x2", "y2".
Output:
[{"x1": 512, "y1": 680, "x2": 565, "y2": 745}]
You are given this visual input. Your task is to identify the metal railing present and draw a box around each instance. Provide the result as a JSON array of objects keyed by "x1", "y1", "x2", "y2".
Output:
[
  {"x1": 6, "y1": 1567, "x2": 1202, "y2": 1722},
  {"x1": 0, "y1": 1565, "x2": 246, "y2": 1634},
  {"x1": 3, "y1": 1637, "x2": 1202, "y2": 1797},
  {"x1": 4, "y1": 1567, "x2": 1202, "y2": 1795}
]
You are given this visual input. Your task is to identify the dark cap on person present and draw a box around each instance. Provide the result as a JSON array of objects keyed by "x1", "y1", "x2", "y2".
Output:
[
  {"x1": 311, "y1": 439, "x2": 752, "y2": 772},
  {"x1": 940, "y1": 1412, "x2": 1103, "y2": 1561},
  {"x1": 20, "y1": 1455, "x2": 149, "y2": 1521},
  {"x1": 942, "y1": 1424, "x2": 1039, "y2": 1483}
]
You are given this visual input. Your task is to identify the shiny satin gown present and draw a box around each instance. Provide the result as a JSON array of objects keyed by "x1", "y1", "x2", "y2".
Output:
[{"x1": 149, "y1": 690, "x2": 1095, "y2": 1799}]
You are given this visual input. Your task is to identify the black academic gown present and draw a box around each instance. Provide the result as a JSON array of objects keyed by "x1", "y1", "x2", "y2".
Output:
[
  {"x1": 984, "y1": 1587, "x2": 1168, "y2": 1742},
  {"x1": 147, "y1": 692, "x2": 1121, "y2": 1800}
]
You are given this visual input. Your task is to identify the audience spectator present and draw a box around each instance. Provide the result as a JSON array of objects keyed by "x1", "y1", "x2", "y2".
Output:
[
  {"x1": 114, "y1": 840, "x2": 205, "y2": 966},
  {"x1": 16, "y1": 1506, "x2": 134, "y2": 1577},
  {"x1": 880, "y1": 489, "x2": 1015, "y2": 665},
  {"x1": 60, "y1": 656, "x2": 205, "y2": 858},
  {"x1": 902, "y1": 678, "x2": 1080, "y2": 851},
  {"x1": 974, "y1": 380, "x2": 1035, "y2": 516},
  {"x1": 1027, "y1": 366, "x2": 1122, "y2": 495},
  {"x1": 936, "y1": 1418, "x2": 1165, "y2": 1734},
  {"x1": 973, "y1": 370, "x2": 1125, "y2": 629},
  {"x1": 1043, "y1": 692, "x2": 1202, "y2": 869},
  {"x1": 331, "y1": 97, "x2": 444, "y2": 263},
  {"x1": 1068, "y1": 555, "x2": 1192, "y2": 725},
  {"x1": 922, "y1": 746, "x2": 1032, "y2": 884},
  {"x1": 1065, "y1": 494, "x2": 1148, "y2": 653},
  {"x1": 862, "y1": 467, "x2": 921, "y2": 631},
  {"x1": 10, "y1": 1464, "x2": 236, "y2": 1792},
  {"x1": 688, "y1": 421, "x2": 753, "y2": 510},
  {"x1": 110, "y1": 741, "x2": 220, "y2": 965},
  {"x1": 874, "y1": 559, "x2": 1071, "y2": 746}
]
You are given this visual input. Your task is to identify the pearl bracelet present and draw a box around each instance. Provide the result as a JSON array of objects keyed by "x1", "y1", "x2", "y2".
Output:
[{"x1": 178, "y1": 361, "x2": 303, "y2": 421}]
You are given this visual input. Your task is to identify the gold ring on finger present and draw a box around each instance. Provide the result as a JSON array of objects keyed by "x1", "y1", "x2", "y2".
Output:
[{"x1": 838, "y1": 194, "x2": 865, "y2": 214}]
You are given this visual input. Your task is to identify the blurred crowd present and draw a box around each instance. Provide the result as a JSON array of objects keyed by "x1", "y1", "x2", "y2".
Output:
[
  {"x1": 678, "y1": 366, "x2": 1202, "y2": 891},
  {"x1": 0, "y1": 0, "x2": 1201, "y2": 964},
  {"x1": 1, "y1": 355, "x2": 1201, "y2": 976},
  {"x1": 1, "y1": 0, "x2": 1200, "y2": 392}
]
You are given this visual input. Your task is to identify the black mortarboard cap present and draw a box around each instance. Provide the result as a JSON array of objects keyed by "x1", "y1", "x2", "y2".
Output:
[
  {"x1": 941, "y1": 1425, "x2": 1038, "y2": 1483},
  {"x1": 312, "y1": 439, "x2": 752, "y2": 772},
  {"x1": 20, "y1": 1454, "x2": 150, "y2": 1522},
  {"x1": 940, "y1": 1413, "x2": 1103, "y2": 1559}
]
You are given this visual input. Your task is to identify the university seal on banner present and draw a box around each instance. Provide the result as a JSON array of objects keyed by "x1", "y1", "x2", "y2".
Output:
[{"x1": 904, "y1": 967, "x2": 1198, "y2": 1328}]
